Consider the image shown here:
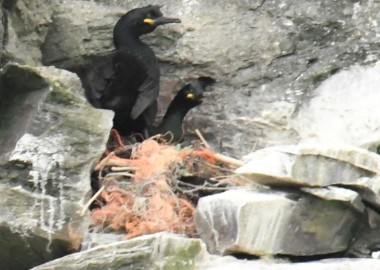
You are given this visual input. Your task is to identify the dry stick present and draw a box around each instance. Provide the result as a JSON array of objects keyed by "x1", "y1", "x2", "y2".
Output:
[
  {"x1": 103, "y1": 158, "x2": 137, "y2": 167},
  {"x1": 105, "y1": 172, "x2": 135, "y2": 178},
  {"x1": 95, "y1": 152, "x2": 115, "y2": 171},
  {"x1": 214, "y1": 153, "x2": 244, "y2": 167},
  {"x1": 111, "y1": 166, "x2": 137, "y2": 172},
  {"x1": 195, "y1": 129, "x2": 244, "y2": 167},
  {"x1": 80, "y1": 186, "x2": 105, "y2": 216},
  {"x1": 195, "y1": 129, "x2": 211, "y2": 149}
]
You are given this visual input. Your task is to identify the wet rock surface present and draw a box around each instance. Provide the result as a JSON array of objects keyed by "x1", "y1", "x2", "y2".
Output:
[
  {"x1": 32, "y1": 232, "x2": 380, "y2": 270},
  {"x1": 196, "y1": 188, "x2": 360, "y2": 256},
  {"x1": 0, "y1": 64, "x2": 113, "y2": 270}
]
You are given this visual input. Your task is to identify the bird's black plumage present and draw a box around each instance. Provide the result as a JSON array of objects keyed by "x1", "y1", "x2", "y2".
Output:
[
  {"x1": 83, "y1": 5, "x2": 180, "y2": 135},
  {"x1": 147, "y1": 77, "x2": 214, "y2": 142}
]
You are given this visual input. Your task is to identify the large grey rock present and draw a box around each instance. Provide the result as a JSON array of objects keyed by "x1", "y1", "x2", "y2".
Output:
[
  {"x1": 32, "y1": 233, "x2": 210, "y2": 270},
  {"x1": 202, "y1": 258, "x2": 380, "y2": 270},
  {"x1": 236, "y1": 144, "x2": 380, "y2": 208},
  {"x1": 0, "y1": 63, "x2": 113, "y2": 270},
  {"x1": 236, "y1": 144, "x2": 380, "y2": 182},
  {"x1": 41, "y1": 1, "x2": 123, "y2": 67},
  {"x1": 3, "y1": 0, "x2": 57, "y2": 64},
  {"x1": 195, "y1": 189, "x2": 358, "y2": 256},
  {"x1": 31, "y1": 232, "x2": 380, "y2": 270},
  {"x1": 301, "y1": 186, "x2": 365, "y2": 213},
  {"x1": 291, "y1": 62, "x2": 380, "y2": 151}
]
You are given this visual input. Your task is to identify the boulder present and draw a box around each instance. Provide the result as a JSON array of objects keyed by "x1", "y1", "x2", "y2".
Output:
[
  {"x1": 291, "y1": 62, "x2": 380, "y2": 152},
  {"x1": 195, "y1": 189, "x2": 359, "y2": 256},
  {"x1": 31, "y1": 232, "x2": 380, "y2": 270},
  {"x1": 0, "y1": 63, "x2": 113, "y2": 270},
  {"x1": 32, "y1": 233, "x2": 210, "y2": 270},
  {"x1": 236, "y1": 144, "x2": 380, "y2": 208}
]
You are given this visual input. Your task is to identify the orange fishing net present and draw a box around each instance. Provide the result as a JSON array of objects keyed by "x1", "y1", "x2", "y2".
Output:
[{"x1": 91, "y1": 129, "x2": 237, "y2": 238}]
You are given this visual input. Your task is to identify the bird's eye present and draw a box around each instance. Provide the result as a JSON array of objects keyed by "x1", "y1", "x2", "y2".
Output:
[{"x1": 186, "y1": 93, "x2": 195, "y2": 100}]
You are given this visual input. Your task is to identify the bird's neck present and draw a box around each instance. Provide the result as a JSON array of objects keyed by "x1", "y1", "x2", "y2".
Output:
[
  {"x1": 159, "y1": 98, "x2": 194, "y2": 129},
  {"x1": 114, "y1": 31, "x2": 148, "y2": 51}
]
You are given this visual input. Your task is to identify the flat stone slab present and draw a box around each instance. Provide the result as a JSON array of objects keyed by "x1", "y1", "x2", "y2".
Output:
[
  {"x1": 237, "y1": 144, "x2": 380, "y2": 185},
  {"x1": 236, "y1": 144, "x2": 380, "y2": 208},
  {"x1": 195, "y1": 189, "x2": 358, "y2": 256},
  {"x1": 301, "y1": 186, "x2": 365, "y2": 213},
  {"x1": 31, "y1": 232, "x2": 380, "y2": 270},
  {"x1": 33, "y1": 233, "x2": 208, "y2": 270}
]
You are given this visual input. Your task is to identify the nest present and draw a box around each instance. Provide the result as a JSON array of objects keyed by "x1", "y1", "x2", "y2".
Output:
[{"x1": 86, "y1": 129, "x2": 244, "y2": 238}]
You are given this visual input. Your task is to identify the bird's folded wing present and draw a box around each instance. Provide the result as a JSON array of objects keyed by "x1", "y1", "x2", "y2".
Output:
[
  {"x1": 83, "y1": 54, "x2": 115, "y2": 108},
  {"x1": 130, "y1": 76, "x2": 159, "y2": 120}
]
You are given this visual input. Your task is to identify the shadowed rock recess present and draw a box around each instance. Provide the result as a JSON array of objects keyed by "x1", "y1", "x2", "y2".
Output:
[{"x1": 2, "y1": 0, "x2": 380, "y2": 269}]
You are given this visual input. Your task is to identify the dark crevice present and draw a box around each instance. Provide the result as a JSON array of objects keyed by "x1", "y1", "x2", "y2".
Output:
[
  {"x1": 1, "y1": 0, "x2": 15, "y2": 65},
  {"x1": 1, "y1": 7, "x2": 9, "y2": 65}
]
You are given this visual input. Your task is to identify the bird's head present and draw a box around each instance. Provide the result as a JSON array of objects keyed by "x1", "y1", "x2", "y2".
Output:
[
  {"x1": 177, "y1": 78, "x2": 214, "y2": 107},
  {"x1": 177, "y1": 77, "x2": 215, "y2": 106},
  {"x1": 115, "y1": 5, "x2": 181, "y2": 38}
]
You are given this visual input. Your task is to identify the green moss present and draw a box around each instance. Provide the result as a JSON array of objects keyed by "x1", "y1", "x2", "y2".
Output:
[
  {"x1": 159, "y1": 240, "x2": 203, "y2": 270},
  {"x1": 46, "y1": 80, "x2": 83, "y2": 106}
]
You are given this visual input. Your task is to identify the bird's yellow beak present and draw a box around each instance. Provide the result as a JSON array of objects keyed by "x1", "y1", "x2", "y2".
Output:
[{"x1": 143, "y1": 18, "x2": 155, "y2": 25}]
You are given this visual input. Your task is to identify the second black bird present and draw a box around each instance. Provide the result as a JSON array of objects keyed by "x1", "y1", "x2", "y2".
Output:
[
  {"x1": 147, "y1": 77, "x2": 215, "y2": 142},
  {"x1": 83, "y1": 5, "x2": 180, "y2": 135}
]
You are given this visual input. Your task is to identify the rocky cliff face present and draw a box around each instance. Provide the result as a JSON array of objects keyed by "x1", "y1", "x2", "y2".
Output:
[
  {"x1": 44, "y1": 0, "x2": 380, "y2": 156},
  {"x1": 3, "y1": 0, "x2": 380, "y2": 158},
  {"x1": 2, "y1": 0, "x2": 380, "y2": 269}
]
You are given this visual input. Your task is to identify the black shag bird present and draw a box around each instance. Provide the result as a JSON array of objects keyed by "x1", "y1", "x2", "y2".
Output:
[
  {"x1": 147, "y1": 77, "x2": 214, "y2": 142},
  {"x1": 83, "y1": 5, "x2": 180, "y2": 135}
]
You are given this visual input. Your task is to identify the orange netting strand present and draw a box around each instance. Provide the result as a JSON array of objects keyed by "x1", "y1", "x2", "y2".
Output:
[
  {"x1": 180, "y1": 149, "x2": 217, "y2": 165},
  {"x1": 91, "y1": 137, "x2": 198, "y2": 238},
  {"x1": 92, "y1": 180, "x2": 196, "y2": 238},
  {"x1": 104, "y1": 129, "x2": 126, "y2": 156},
  {"x1": 111, "y1": 129, "x2": 125, "y2": 147},
  {"x1": 105, "y1": 139, "x2": 182, "y2": 182}
]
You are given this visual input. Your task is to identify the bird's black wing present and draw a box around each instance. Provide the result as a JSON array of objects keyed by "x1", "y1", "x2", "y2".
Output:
[
  {"x1": 82, "y1": 54, "x2": 115, "y2": 108},
  {"x1": 83, "y1": 50, "x2": 159, "y2": 126},
  {"x1": 110, "y1": 50, "x2": 159, "y2": 125},
  {"x1": 129, "y1": 61, "x2": 160, "y2": 124}
]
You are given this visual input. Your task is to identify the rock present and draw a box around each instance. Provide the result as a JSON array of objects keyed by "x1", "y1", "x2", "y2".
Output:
[
  {"x1": 30, "y1": 232, "x2": 380, "y2": 270},
  {"x1": 0, "y1": 63, "x2": 113, "y2": 270},
  {"x1": 80, "y1": 232, "x2": 125, "y2": 251},
  {"x1": 37, "y1": 234, "x2": 380, "y2": 270},
  {"x1": 195, "y1": 189, "x2": 358, "y2": 256},
  {"x1": 372, "y1": 251, "x2": 380, "y2": 259},
  {"x1": 301, "y1": 186, "x2": 365, "y2": 213},
  {"x1": 32, "y1": 232, "x2": 210, "y2": 270},
  {"x1": 2, "y1": 0, "x2": 58, "y2": 64},
  {"x1": 236, "y1": 144, "x2": 380, "y2": 208},
  {"x1": 202, "y1": 258, "x2": 380, "y2": 270},
  {"x1": 1, "y1": 0, "x2": 380, "y2": 267},
  {"x1": 41, "y1": 1, "x2": 123, "y2": 67},
  {"x1": 291, "y1": 62, "x2": 380, "y2": 152},
  {"x1": 2, "y1": 0, "x2": 380, "y2": 157},
  {"x1": 0, "y1": 7, "x2": 4, "y2": 61},
  {"x1": 34, "y1": 0, "x2": 380, "y2": 158},
  {"x1": 349, "y1": 208, "x2": 380, "y2": 257},
  {"x1": 236, "y1": 144, "x2": 380, "y2": 186}
]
